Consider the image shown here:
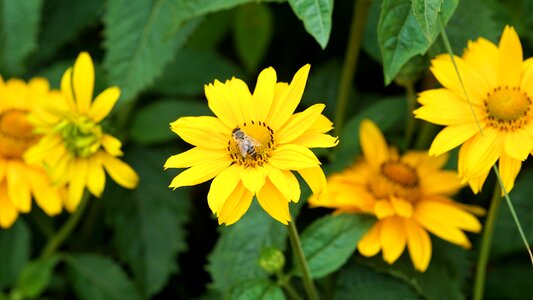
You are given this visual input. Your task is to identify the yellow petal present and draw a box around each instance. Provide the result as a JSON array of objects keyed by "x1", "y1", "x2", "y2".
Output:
[
  {"x1": 419, "y1": 170, "x2": 463, "y2": 196},
  {"x1": 89, "y1": 87, "x2": 120, "y2": 123},
  {"x1": 404, "y1": 219, "x2": 432, "y2": 272},
  {"x1": 276, "y1": 104, "x2": 325, "y2": 144},
  {"x1": 380, "y1": 217, "x2": 406, "y2": 264},
  {"x1": 360, "y1": 119, "x2": 389, "y2": 169},
  {"x1": 267, "y1": 64, "x2": 310, "y2": 130},
  {"x1": 240, "y1": 166, "x2": 266, "y2": 194},
  {"x1": 297, "y1": 166, "x2": 326, "y2": 196},
  {"x1": 291, "y1": 133, "x2": 338, "y2": 149},
  {"x1": 26, "y1": 168, "x2": 62, "y2": 216},
  {"x1": 0, "y1": 159, "x2": 6, "y2": 183},
  {"x1": 87, "y1": 156, "x2": 106, "y2": 197},
  {"x1": 170, "y1": 116, "x2": 229, "y2": 149},
  {"x1": 164, "y1": 147, "x2": 228, "y2": 169},
  {"x1": 390, "y1": 197, "x2": 413, "y2": 218},
  {"x1": 504, "y1": 129, "x2": 532, "y2": 161},
  {"x1": 60, "y1": 67, "x2": 76, "y2": 110},
  {"x1": 374, "y1": 200, "x2": 395, "y2": 219},
  {"x1": 168, "y1": 157, "x2": 229, "y2": 189},
  {"x1": 101, "y1": 153, "x2": 139, "y2": 189},
  {"x1": 357, "y1": 222, "x2": 382, "y2": 257},
  {"x1": 429, "y1": 124, "x2": 480, "y2": 156},
  {"x1": 0, "y1": 184, "x2": 18, "y2": 229},
  {"x1": 417, "y1": 197, "x2": 482, "y2": 232},
  {"x1": 520, "y1": 57, "x2": 533, "y2": 94},
  {"x1": 101, "y1": 134, "x2": 123, "y2": 157},
  {"x1": 264, "y1": 164, "x2": 293, "y2": 202},
  {"x1": 6, "y1": 161, "x2": 31, "y2": 213},
  {"x1": 207, "y1": 164, "x2": 243, "y2": 215},
  {"x1": 217, "y1": 182, "x2": 253, "y2": 225},
  {"x1": 498, "y1": 26, "x2": 523, "y2": 87},
  {"x1": 66, "y1": 158, "x2": 88, "y2": 212},
  {"x1": 72, "y1": 52, "x2": 95, "y2": 113},
  {"x1": 466, "y1": 171, "x2": 490, "y2": 194},
  {"x1": 205, "y1": 79, "x2": 248, "y2": 128},
  {"x1": 414, "y1": 205, "x2": 472, "y2": 248},
  {"x1": 463, "y1": 128, "x2": 502, "y2": 177},
  {"x1": 499, "y1": 152, "x2": 521, "y2": 194},
  {"x1": 284, "y1": 170, "x2": 301, "y2": 203},
  {"x1": 304, "y1": 114, "x2": 334, "y2": 134},
  {"x1": 414, "y1": 91, "x2": 484, "y2": 126},
  {"x1": 463, "y1": 38, "x2": 498, "y2": 88},
  {"x1": 252, "y1": 67, "x2": 276, "y2": 121},
  {"x1": 256, "y1": 179, "x2": 291, "y2": 224},
  {"x1": 269, "y1": 144, "x2": 320, "y2": 170}
]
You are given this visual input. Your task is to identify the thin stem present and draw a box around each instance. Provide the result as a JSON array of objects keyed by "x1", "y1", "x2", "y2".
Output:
[
  {"x1": 276, "y1": 271, "x2": 302, "y2": 300},
  {"x1": 413, "y1": 122, "x2": 437, "y2": 150},
  {"x1": 334, "y1": 0, "x2": 372, "y2": 135},
  {"x1": 287, "y1": 221, "x2": 318, "y2": 300},
  {"x1": 404, "y1": 81, "x2": 417, "y2": 148},
  {"x1": 40, "y1": 193, "x2": 90, "y2": 258},
  {"x1": 473, "y1": 182, "x2": 502, "y2": 300}
]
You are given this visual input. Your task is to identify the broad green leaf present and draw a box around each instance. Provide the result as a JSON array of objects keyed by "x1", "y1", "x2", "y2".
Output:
[
  {"x1": 233, "y1": 4, "x2": 274, "y2": 72},
  {"x1": 15, "y1": 255, "x2": 60, "y2": 298},
  {"x1": 226, "y1": 280, "x2": 285, "y2": 300},
  {"x1": 335, "y1": 262, "x2": 420, "y2": 300},
  {"x1": 488, "y1": 0, "x2": 533, "y2": 47},
  {"x1": 492, "y1": 168, "x2": 533, "y2": 258},
  {"x1": 105, "y1": 147, "x2": 191, "y2": 297},
  {"x1": 288, "y1": 0, "x2": 333, "y2": 49},
  {"x1": 188, "y1": 10, "x2": 233, "y2": 48},
  {"x1": 297, "y1": 214, "x2": 375, "y2": 278},
  {"x1": 0, "y1": 220, "x2": 30, "y2": 288},
  {"x1": 486, "y1": 259, "x2": 532, "y2": 300},
  {"x1": 151, "y1": 47, "x2": 245, "y2": 97},
  {"x1": 207, "y1": 202, "x2": 287, "y2": 292},
  {"x1": 378, "y1": 0, "x2": 457, "y2": 84},
  {"x1": 0, "y1": 0, "x2": 43, "y2": 75},
  {"x1": 362, "y1": 0, "x2": 383, "y2": 63},
  {"x1": 129, "y1": 99, "x2": 211, "y2": 145},
  {"x1": 65, "y1": 254, "x2": 142, "y2": 300},
  {"x1": 103, "y1": 0, "x2": 202, "y2": 103},
  {"x1": 411, "y1": 0, "x2": 443, "y2": 42},
  {"x1": 37, "y1": 0, "x2": 103, "y2": 62}
]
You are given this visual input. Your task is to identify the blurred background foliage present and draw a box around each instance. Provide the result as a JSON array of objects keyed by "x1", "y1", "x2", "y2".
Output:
[{"x1": 0, "y1": 0, "x2": 532, "y2": 299}]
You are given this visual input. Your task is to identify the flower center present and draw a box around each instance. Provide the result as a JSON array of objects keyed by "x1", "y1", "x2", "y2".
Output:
[
  {"x1": 368, "y1": 161, "x2": 420, "y2": 202},
  {"x1": 0, "y1": 109, "x2": 39, "y2": 158},
  {"x1": 484, "y1": 86, "x2": 532, "y2": 131},
  {"x1": 57, "y1": 116, "x2": 102, "y2": 158},
  {"x1": 227, "y1": 120, "x2": 275, "y2": 168}
]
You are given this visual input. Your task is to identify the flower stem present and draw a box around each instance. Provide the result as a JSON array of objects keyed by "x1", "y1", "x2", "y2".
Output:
[
  {"x1": 287, "y1": 221, "x2": 318, "y2": 300},
  {"x1": 276, "y1": 271, "x2": 302, "y2": 300},
  {"x1": 473, "y1": 182, "x2": 502, "y2": 300},
  {"x1": 404, "y1": 81, "x2": 417, "y2": 148},
  {"x1": 40, "y1": 193, "x2": 90, "y2": 258},
  {"x1": 334, "y1": 0, "x2": 372, "y2": 136}
]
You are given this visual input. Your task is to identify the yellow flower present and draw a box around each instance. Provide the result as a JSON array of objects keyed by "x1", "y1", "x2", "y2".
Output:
[
  {"x1": 24, "y1": 52, "x2": 139, "y2": 212},
  {"x1": 414, "y1": 26, "x2": 532, "y2": 193},
  {"x1": 310, "y1": 120, "x2": 483, "y2": 272},
  {"x1": 0, "y1": 77, "x2": 66, "y2": 228},
  {"x1": 165, "y1": 65, "x2": 338, "y2": 225}
]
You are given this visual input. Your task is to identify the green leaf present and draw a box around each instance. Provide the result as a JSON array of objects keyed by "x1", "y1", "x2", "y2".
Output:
[
  {"x1": 151, "y1": 47, "x2": 245, "y2": 97},
  {"x1": 65, "y1": 254, "x2": 142, "y2": 300},
  {"x1": 15, "y1": 255, "x2": 60, "y2": 298},
  {"x1": 207, "y1": 202, "x2": 287, "y2": 292},
  {"x1": 0, "y1": 0, "x2": 43, "y2": 75},
  {"x1": 226, "y1": 280, "x2": 285, "y2": 300},
  {"x1": 411, "y1": 0, "x2": 443, "y2": 42},
  {"x1": 105, "y1": 146, "x2": 191, "y2": 297},
  {"x1": 378, "y1": 0, "x2": 457, "y2": 84},
  {"x1": 37, "y1": 0, "x2": 103, "y2": 61},
  {"x1": 486, "y1": 258, "x2": 532, "y2": 300},
  {"x1": 0, "y1": 220, "x2": 31, "y2": 288},
  {"x1": 335, "y1": 261, "x2": 420, "y2": 300},
  {"x1": 129, "y1": 99, "x2": 211, "y2": 145},
  {"x1": 297, "y1": 214, "x2": 375, "y2": 278},
  {"x1": 288, "y1": 0, "x2": 333, "y2": 49},
  {"x1": 492, "y1": 168, "x2": 533, "y2": 258},
  {"x1": 103, "y1": 0, "x2": 202, "y2": 103},
  {"x1": 233, "y1": 4, "x2": 274, "y2": 72}
]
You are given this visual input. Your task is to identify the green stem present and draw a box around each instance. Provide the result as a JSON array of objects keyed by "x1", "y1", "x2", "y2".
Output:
[
  {"x1": 404, "y1": 81, "x2": 417, "y2": 148},
  {"x1": 413, "y1": 122, "x2": 437, "y2": 150},
  {"x1": 287, "y1": 221, "x2": 318, "y2": 300},
  {"x1": 473, "y1": 182, "x2": 502, "y2": 300},
  {"x1": 334, "y1": 0, "x2": 372, "y2": 136},
  {"x1": 276, "y1": 271, "x2": 302, "y2": 300},
  {"x1": 40, "y1": 193, "x2": 90, "y2": 258}
]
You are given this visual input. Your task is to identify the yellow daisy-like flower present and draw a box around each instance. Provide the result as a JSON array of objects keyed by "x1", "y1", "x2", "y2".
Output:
[
  {"x1": 165, "y1": 65, "x2": 338, "y2": 225},
  {"x1": 414, "y1": 26, "x2": 532, "y2": 193},
  {"x1": 0, "y1": 77, "x2": 66, "y2": 228},
  {"x1": 24, "y1": 52, "x2": 139, "y2": 212},
  {"x1": 309, "y1": 120, "x2": 483, "y2": 272}
]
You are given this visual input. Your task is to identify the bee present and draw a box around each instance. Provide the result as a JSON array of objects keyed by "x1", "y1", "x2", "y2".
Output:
[{"x1": 232, "y1": 127, "x2": 261, "y2": 158}]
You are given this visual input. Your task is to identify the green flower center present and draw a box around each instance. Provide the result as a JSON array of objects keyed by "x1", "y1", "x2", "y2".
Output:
[
  {"x1": 227, "y1": 120, "x2": 275, "y2": 168},
  {"x1": 57, "y1": 116, "x2": 102, "y2": 158},
  {"x1": 485, "y1": 86, "x2": 532, "y2": 131},
  {"x1": 369, "y1": 161, "x2": 420, "y2": 203}
]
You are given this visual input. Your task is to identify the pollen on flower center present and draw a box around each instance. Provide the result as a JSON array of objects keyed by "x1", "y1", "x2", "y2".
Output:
[
  {"x1": 368, "y1": 161, "x2": 420, "y2": 203},
  {"x1": 484, "y1": 86, "x2": 532, "y2": 131},
  {"x1": 58, "y1": 116, "x2": 102, "y2": 158},
  {"x1": 0, "y1": 109, "x2": 38, "y2": 158},
  {"x1": 227, "y1": 120, "x2": 275, "y2": 168}
]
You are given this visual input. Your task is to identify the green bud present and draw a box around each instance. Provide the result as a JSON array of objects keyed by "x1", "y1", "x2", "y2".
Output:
[{"x1": 258, "y1": 247, "x2": 285, "y2": 274}]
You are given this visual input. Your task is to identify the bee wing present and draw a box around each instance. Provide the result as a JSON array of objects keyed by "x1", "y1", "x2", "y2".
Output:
[
  {"x1": 248, "y1": 136, "x2": 262, "y2": 147},
  {"x1": 237, "y1": 143, "x2": 249, "y2": 157}
]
